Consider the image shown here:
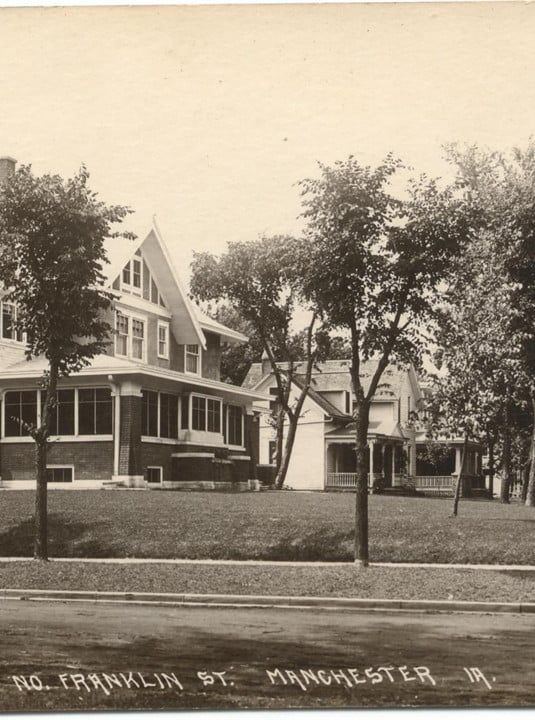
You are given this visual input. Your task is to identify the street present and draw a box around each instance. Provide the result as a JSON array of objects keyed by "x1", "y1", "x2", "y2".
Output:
[{"x1": 1, "y1": 599, "x2": 534, "y2": 711}]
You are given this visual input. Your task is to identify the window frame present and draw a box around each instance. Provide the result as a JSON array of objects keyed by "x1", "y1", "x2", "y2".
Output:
[
  {"x1": 188, "y1": 393, "x2": 223, "y2": 434},
  {"x1": 184, "y1": 344, "x2": 201, "y2": 375},
  {"x1": 141, "y1": 389, "x2": 180, "y2": 441},
  {"x1": 1, "y1": 387, "x2": 113, "y2": 440},
  {"x1": 227, "y1": 404, "x2": 245, "y2": 448},
  {"x1": 146, "y1": 466, "x2": 163, "y2": 485},
  {"x1": 0, "y1": 301, "x2": 25, "y2": 344},
  {"x1": 120, "y1": 258, "x2": 143, "y2": 297},
  {"x1": 115, "y1": 309, "x2": 147, "y2": 363},
  {"x1": 46, "y1": 465, "x2": 74, "y2": 483},
  {"x1": 157, "y1": 321, "x2": 170, "y2": 360}
]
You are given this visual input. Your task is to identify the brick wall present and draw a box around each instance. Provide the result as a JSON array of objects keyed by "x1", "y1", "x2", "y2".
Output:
[
  {"x1": 1, "y1": 441, "x2": 114, "y2": 481},
  {"x1": 119, "y1": 395, "x2": 142, "y2": 475},
  {"x1": 141, "y1": 442, "x2": 177, "y2": 483}
]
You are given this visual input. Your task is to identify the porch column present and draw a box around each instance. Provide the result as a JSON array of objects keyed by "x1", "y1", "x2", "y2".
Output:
[
  {"x1": 381, "y1": 443, "x2": 386, "y2": 474},
  {"x1": 454, "y1": 446, "x2": 462, "y2": 474},
  {"x1": 335, "y1": 446, "x2": 339, "y2": 473},
  {"x1": 115, "y1": 379, "x2": 144, "y2": 488},
  {"x1": 391, "y1": 444, "x2": 396, "y2": 483},
  {"x1": 369, "y1": 439, "x2": 375, "y2": 484}
]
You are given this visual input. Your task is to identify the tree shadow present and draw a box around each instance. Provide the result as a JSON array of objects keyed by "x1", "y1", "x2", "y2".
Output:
[
  {"x1": 0, "y1": 514, "x2": 117, "y2": 557},
  {"x1": 260, "y1": 527, "x2": 353, "y2": 562}
]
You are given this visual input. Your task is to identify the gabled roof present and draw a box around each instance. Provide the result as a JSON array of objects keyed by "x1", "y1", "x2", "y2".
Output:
[
  {"x1": 243, "y1": 358, "x2": 411, "y2": 399},
  {"x1": 102, "y1": 218, "x2": 246, "y2": 348},
  {"x1": 325, "y1": 419, "x2": 407, "y2": 440},
  {"x1": 291, "y1": 374, "x2": 349, "y2": 420}
]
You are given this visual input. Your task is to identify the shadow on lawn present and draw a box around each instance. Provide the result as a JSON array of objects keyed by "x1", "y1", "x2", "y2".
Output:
[
  {"x1": 0, "y1": 514, "x2": 117, "y2": 558},
  {"x1": 261, "y1": 527, "x2": 354, "y2": 562}
]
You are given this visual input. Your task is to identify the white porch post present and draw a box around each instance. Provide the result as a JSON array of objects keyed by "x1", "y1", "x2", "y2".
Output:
[
  {"x1": 454, "y1": 446, "x2": 462, "y2": 474},
  {"x1": 369, "y1": 439, "x2": 375, "y2": 485},
  {"x1": 335, "y1": 445, "x2": 339, "y2": 473},
  {"x1": 391, "y1": 444, "x2": 396, "y2": 484}
]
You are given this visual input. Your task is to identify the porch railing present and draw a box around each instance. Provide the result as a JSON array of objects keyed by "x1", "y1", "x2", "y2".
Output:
[
  {"x1": 414, "y1": 475, "x2": 454, "y2": 491},
  {"x1": 326, "y1": 473, "x2": 412, "y2": 490},
  {"x1": 326, "y1": 472, "x2": 361, "y2": 488}
]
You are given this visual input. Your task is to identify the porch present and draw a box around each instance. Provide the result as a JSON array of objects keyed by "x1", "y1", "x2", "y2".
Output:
[
  {"x1": 325, "y1": 437, "x2": 413, "y2": 493},
  {"x1": 414, "y1": 442, "x2": 488, "y2": 497}
]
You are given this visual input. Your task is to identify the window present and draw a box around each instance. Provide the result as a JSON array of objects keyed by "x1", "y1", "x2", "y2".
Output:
[
  {"x1": 268, "y1": 440, "x2": 277, "y2": 465},
  {"x1": 159, "y1": 393, "x2": 178, "y2": 439},
  {"x1": 46, "y1": 466, "x2": 73, "y2": 483},
  {"x1": 190, "y1": 395, "x2": 222, "y2": 433},
  {"x1": 192, "y1": 395, "x2": 206, "y2": 431},
  {"x1": 207, "y1": 398, "x2": 221, "y2": 433},
  {"x1": 158, "y1": 322, "x2": 169, "y2": 359},
  {"x1": 181, "y1": 395, "x2": 189, "y2": 429},
  {"x1": 132, "y1": 258, "x2": 142, "y2": 290},
  {"x1": 78, "y1": 388, "x2": 112, "y2": 435},
  {"x1": 49, "y1": 389, "x2": 75, "y2": 436},
  {"x1": 146, "y1": 466, "x2": 162, "y2": 484},
  {"x1": 116, "y1": 312, "x2": 129, "y2": 356},
  {"x1": 4, "y1": 391, "x2": 37, "y2": 437},
  {"x1": 132, "y1": 318, "x2": 145, "y2": 359},
  {"x1": 115, "y1": 310, "x2": 146, "y2": 361},
  {"x1": 142, "y1": 390, "x2": 159, "y2": 437},
  {"x1": 227, "y1": 405, "x2": 243, "y2": 446},
  {"x1": 1, "y1": 302, "x2": 23, "y2": 343},
  {"x1": 269, "y1": 387, "x2": 280, "y2": 414},
  {"x1": 121, "y1": 258, "x2": 142, "y2": 295},
  {"x1": 185, "y1": 344, "x2": 200, "y2": 374}
]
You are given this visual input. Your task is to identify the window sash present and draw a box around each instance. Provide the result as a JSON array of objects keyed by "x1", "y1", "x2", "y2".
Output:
[
  {"x1": 185, "y1": 344, "x2": 200, "y2": 374},
  {"x1": 4, "y1": 390, "x2": 37, "y2": 437},
  {"x1": 158, "y1": 323, "x2": 169, "y2": 359},
  {"x1": 228, "y1": 405, "x2": 243, "y2": 446}
]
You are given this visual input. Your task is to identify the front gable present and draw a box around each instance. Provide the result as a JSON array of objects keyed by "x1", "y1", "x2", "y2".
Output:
[{"x1": 105, "y1": 222, "x2": 205, "y2": 350}]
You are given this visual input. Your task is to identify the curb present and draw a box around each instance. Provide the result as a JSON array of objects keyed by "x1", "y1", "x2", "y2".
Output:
[{"x1": 1, "y1": 588, "x2": 533, "y2": 614}]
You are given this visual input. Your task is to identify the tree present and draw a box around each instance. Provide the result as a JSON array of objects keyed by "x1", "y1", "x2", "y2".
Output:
[
  {"x1": 446, "y1": 143, "x2": 535, "y2": 505},
  {"x1": 298, "y1": 155, "x2": 466, "y2": 564},
  {"x1": 0, "y1": 163, "x2": 132, "y2": 560},
  {"x1": 190, "y1": 235, "x2": 329, "y2": 489}
]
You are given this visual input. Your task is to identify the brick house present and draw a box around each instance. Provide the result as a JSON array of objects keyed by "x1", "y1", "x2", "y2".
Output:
[{"x1": 0, "y1": 167, "x2": 265, "y2": 489}]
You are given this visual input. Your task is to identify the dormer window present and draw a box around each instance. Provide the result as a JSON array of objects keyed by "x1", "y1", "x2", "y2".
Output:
[
  {"x1": 121, "y1": 257, "x2": 142, "y2": 296},
  {"x1": 185, "y1": 344, "x2": 200, "y2": 375}
]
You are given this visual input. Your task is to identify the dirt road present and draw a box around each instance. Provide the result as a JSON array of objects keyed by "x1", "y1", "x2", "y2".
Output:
[{"x1": 1, "y1": 600, "x2": 534, "y2": 710}]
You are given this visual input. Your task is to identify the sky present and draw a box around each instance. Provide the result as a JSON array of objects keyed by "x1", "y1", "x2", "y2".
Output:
[{"x1": 1, "y1": 2, "x2": 535, "y2": 286}]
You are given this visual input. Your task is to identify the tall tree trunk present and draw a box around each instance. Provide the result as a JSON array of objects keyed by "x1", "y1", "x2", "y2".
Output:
[
  {"x1": 451, "y1": 432, "x2": 469, "y2": 517},
  {"x1": 274, "y1": 409, "x2": 284, "y2": 473},
  {"x1": 487, "y1": 436, "x2": 495, "y2": 499},
  {"x1": 354, "y1": 401, "x2": 370, "y2": 566},
  {"x1": 501, "y1": 401, "x2": 512, "y2": 505},
  {"x1": 274, "y1": 415, "x2": 299, "y2": 489},
  {"x1": 34, "y1": 441, "x2": 48, "y2": 560},
  {"x1": 33, "y1": 363, "x2": 58, "y2": 561},
  {"x1": 524, "y1": 394, "x2": 535, "y2": 507}
]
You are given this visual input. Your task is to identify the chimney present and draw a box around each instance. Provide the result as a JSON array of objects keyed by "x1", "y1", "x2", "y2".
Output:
[
  {"x1": 261, "y1": 348, "x2": 271, "y2": 377},
  {"x1": 0, "y1": 156, "x2": 16, "y2": 184}
]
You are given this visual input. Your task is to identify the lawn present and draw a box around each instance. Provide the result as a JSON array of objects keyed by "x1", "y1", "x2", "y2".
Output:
[
  {"x1": 1, "y1": 561, "x2": 534, "y2": 602},
  {"x1": 0, "y1": 490, "x2": 534, "y2": 564}
]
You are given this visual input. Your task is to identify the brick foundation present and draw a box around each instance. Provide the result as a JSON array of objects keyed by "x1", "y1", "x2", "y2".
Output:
[{"x1": 0, "y1": 441, "x2": 114, "y2": 482}]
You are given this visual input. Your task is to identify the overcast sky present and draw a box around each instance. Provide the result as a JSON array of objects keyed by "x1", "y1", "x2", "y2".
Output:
[{"x1": 1, "y1": 2, "x2": 534, "y2": 284}]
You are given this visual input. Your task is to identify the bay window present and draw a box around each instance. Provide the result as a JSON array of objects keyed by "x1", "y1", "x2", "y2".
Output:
[
  {"x1": 190, "y1": 394, "x2": 222, "y2": 434},
  {"x1": 142, "y1": 390, "x2": 179, "y2": 439}
]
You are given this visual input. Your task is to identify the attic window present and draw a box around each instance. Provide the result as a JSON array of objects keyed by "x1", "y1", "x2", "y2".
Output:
[{"x1": 121, "y1": 258, "x2": 142, "y2": 296}]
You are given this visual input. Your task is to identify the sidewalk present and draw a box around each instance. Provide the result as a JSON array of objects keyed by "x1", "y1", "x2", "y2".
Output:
[{"x1": 3, "y1": 556, "x2": 535, "y2": 570}]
